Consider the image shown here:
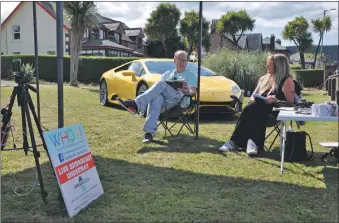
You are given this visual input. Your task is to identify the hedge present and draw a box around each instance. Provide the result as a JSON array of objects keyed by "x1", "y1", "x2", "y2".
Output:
[
  {"x1": 1, "y1": 54, "x2": 324, "y2": 88},
  {"x1": 290, "y1": 64, "x2": 302, "y2": 70},
  {"x1": 294, "y1": 69, "x2": 324, "y2": 88},
  {"x1": 1, "y1": 55, "x2": 139, "y2": 83}
]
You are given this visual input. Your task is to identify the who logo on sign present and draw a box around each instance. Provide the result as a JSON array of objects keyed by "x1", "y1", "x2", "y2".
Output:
[{"x1": 58, "y1": 153, "x2": 65, "y2": 163}]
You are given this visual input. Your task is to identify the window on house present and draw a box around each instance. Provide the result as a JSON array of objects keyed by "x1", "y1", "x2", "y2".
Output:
[
  {"x1": 12, "y1": 25, "x2": 20, "y2": 40},
  {"x1": 114, "y1": 33, "x2": 120, "y2": 44},
  {"x1": 12, "y1": 52, "x2": 21, "y2": 54},
  {"x1": 121, "y1": 52, "x2": 130, "y2": 57},
  {"x1": 107, "y1": 50, "x2": 119, "y2": 57},
  {"x1": 91, "y1": 29, "x2": 99, "y2": 39}
]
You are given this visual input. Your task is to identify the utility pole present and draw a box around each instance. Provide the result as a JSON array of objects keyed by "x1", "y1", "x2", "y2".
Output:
[
  {"x1": 320, "y1": 8, "x2": 335, "y2": 89},
  {"x1": 320, "y1": 8, "x2": 336, "y2": 66}
]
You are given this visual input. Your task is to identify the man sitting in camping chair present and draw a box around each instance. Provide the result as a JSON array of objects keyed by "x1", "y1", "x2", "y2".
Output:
[{"x1": 117, "y1": 50, "x2": 197, "y2": 143}]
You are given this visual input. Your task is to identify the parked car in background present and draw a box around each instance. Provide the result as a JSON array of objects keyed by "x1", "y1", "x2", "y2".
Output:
[{"x1": 99, "y1": 59, "x2": 244, "y2": 114}]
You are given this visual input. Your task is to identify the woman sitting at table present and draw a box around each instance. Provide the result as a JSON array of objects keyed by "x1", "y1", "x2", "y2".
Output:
[{"x1": 219, "y1": 53, "x2": 296, "y2": 155}]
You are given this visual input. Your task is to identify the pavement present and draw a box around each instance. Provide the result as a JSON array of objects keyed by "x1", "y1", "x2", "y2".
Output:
[{"x1": 1, "y1": 79, "x2": 16, "y2": 87}]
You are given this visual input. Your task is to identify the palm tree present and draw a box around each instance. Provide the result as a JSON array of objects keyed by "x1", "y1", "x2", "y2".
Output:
[
  {"x1": 64, "y1": 2, "x2": 95, "y2": 86},
  {"x1": 282, "y1": 16, "x2": 313, "y2": 69},
  {"x1": 311, "y1": 16, "x2": 332, "y2": 68},
  {"x1": 216, "y1": 10, "x2": 255, "y2": 48}
]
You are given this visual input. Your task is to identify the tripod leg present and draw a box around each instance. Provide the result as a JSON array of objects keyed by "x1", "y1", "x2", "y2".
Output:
[
  {"x1": 20, "y1": 97, "x2": 30, "y2": 155},
  {"x1": 22, "y1": 95, "x2": 48, "y2": 203},
  {"x1": 1, "y1": 87, "x2": 17, "y2": 151},
  {"x1": 27, "y1": 92, "x2": 64, "y2": 203},
  {"x1": 26, "y1": 93, "x2": 53, "y2": 164}
]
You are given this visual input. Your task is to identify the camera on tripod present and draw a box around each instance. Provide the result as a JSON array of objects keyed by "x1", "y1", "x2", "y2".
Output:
[{"x1": 11, "y1": 59, "x2": 29, "y2": 84}]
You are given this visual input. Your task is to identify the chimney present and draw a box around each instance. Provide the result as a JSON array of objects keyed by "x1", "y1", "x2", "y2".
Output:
[
  {"x1": 270, "y1": 34, "x2": 275, "y2": 51},
  {"x1": 212, "y1": 19, "x2": 218, "y2": 26},
  {"x1": 276, "y1": 38, "x2": 281, "y2": 45},
  {"x1": 211, "y1": 19, "x2": 218, "y2": 33}
]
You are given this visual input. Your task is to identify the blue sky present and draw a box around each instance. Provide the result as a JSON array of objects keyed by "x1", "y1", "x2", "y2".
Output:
[{"x1": 1, "y1": 1, "x2": 338, "y2": 47}]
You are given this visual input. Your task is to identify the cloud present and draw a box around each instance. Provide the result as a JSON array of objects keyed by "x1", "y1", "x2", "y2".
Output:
[
  {"x1": 1, "y1": 1, "x2": 338, "y2": 46},
  {"x1": 1, "y1": 2, "x2": 20, "y2": 23}
]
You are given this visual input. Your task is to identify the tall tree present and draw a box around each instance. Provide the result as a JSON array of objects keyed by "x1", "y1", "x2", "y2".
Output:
[
  {"x1": 311, "y1": 16, "x2": 332, "y2": 68},
  {"x1": 147, "y1": 33, "x2": 186, "y2": 58},
  {"x1": 144, "y1": 3, "x2": 181, "y2": 58},
  {"x1": 282, "y1": 16, "x2": 313, "y2": 69},
  {"x1": 64, "y1": 2, "x2": 95, "y2": 86},
  {"x1": 180, "y1": 10, "x2": 210, "y2": 58},
  {"x1": 216, "y1": 10, "x2": 255, "y2": 48}
]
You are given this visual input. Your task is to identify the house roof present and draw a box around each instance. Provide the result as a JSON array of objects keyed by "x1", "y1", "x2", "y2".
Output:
[
  {"x1": 82, "y1": 39, "x2": 134, "y2": 52},
  {"x1": 225, "y1": 33, "x2": 262, "y2": 51},
  {"x1": 104, "y1": 23, "x2": 120, "y2": 31},
  {"x1": 1, "y1": 1, "x2": 69, "y2": 30},
  {"x1": 262, "y1": 37, "x2": 288, "y2": 51},
  {"x1": 132, "y1": 51, "x2": 146, "y2": 56},
  {"x1": 99, "y1": 15, "x2": 130, "y2": 29},
  {"x1": 121, "y1": 33, "x2": 134, "y2": 43},
  {"x1": 93, "y1": 14, "x2": 117, "y2": 24},
  {"x1": 90, "y1": 14, "x2": 135, "y2": 43},
  {"x1": 224, "y1": 34, "x2": 244, "y2": 49},
  {"x1": 125, "y1": 28, "x2": 142, "y2": 36},
  {"x1": 245, "y1": 33, "x2": 262, "y2": 51}
]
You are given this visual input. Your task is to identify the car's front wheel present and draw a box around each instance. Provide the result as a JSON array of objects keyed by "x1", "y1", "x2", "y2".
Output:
[
  {"x1": 137, "y1": 83, "x2": 148, "y2": 117},
  {"x1": 100, "y1": 80, "x2": 108, "y2": 106}
]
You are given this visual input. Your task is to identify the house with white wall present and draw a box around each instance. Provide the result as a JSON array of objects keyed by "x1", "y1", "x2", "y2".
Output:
[
  {"x1": 1, "y1": 1, "x2": 148, "y2": 57},
  {"x1": 0, "y1": 1, "x2": 69, "y2": 55}
]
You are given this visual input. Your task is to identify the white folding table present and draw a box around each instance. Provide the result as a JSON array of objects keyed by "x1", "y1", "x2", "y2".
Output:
[{"x1": 276, "y1": 108, "x2": 338, "y2": 173}]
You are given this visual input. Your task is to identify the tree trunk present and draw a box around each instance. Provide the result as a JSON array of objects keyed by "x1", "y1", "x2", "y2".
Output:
[
  {"x1": 313, "y1": 34, "x2": 322, "y2": 68},
  {"x1": 161, "y1": 39, "x2": 168, "y2": 58},
  {"x1": 187, "y1": 42, "x2": 194, "y2": 59},
  {"x1": 300, "y1": 52, "x2": 306, "y2": 69},
  {"x1": 70, "y1": 31, "x2": 80, "y2": 87},
  {"x1": 220, "y1": 35, "x2": 223, "y2": 48}
]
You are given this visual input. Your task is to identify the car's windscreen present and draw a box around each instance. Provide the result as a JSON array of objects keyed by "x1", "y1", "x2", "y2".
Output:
[{"x1": 144, "y1": 61, "x2": 217, "y2": 76}]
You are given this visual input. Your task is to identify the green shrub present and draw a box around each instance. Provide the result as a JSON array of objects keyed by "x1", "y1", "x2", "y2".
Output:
[
  {"x1": 291, "y1": 64, "x2": 302, "y2": 70},
  {"x1": 21, "y1": 63, "x2": 35, "y2": 83},
  {"x1": 294, "y1": 69, "x2": 324, "y2": 88},
  {"x1": 202, "y1": 49, "x2": 269, "y2": 93},
  {"x1": 1, "y1": 55, "x2": 139, "y2": 83}
]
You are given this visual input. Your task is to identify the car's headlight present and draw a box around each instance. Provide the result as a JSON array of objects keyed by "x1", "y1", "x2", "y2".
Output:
[{"x1": 232, "y1": 85, "x2": 240, "y2": 94}]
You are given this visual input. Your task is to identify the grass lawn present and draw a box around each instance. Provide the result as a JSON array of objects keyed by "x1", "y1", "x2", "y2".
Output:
[{"x1": 1, "y1": 85, "x2": 338, "y2": 222}]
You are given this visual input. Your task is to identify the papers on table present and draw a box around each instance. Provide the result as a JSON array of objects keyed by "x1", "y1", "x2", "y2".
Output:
[
  {"x1": 319, "y1": 142, "x2": 339, "y2": 147},
  {"x1": 273, "y1": 107, "x2": 295, "y2": 111}
]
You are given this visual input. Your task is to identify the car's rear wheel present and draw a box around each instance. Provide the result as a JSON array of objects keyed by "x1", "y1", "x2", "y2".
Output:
[
  {"x1": 137, "y1": 83, "x2": 148, "y2": 117},
  {"x1": 100, "y1": 80, "x2": 108, "y2": 106}
]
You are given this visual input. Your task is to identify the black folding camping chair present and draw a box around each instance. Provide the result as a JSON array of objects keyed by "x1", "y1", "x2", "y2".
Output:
[
  {"x1": 264, "y1": 80, "x2": 305, "y2": 151},
  {"x1": 157, "y1": 95, "x2": 196, "y2": 137}
]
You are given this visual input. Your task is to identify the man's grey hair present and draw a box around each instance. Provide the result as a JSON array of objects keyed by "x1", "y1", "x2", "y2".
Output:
[{"x1": 174, "y1": 50, "x2": 188, "y2": 59}]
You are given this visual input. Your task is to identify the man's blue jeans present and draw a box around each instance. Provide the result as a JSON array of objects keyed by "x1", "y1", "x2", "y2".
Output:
[{"x1": 135, "y1": 81, "x2": 184, "y2": 137}]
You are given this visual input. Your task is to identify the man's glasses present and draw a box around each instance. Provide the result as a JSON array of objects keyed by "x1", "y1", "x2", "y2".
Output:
[{"x1": 176, "y1": 58, "x2": 187, "y2": 63}]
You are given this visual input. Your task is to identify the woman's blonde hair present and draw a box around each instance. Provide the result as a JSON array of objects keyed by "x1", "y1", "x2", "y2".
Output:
[
  {"x1": 258, "y1": 54, "x2": 294, "y2": 94},
  {"x1": 258, "y1": 55, "x2": 274, "y2": 94},
  {"x1": 272, "y1": 53, "x2": 294, "y2": 87}
]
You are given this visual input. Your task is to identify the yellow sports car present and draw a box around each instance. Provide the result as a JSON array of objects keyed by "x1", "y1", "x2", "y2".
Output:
[{"x1": 99, "y1": 59, "x2": 244, "y2": 114}]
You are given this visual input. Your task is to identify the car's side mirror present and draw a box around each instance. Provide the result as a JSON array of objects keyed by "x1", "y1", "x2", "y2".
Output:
[{"x1": 122, "y1": 70, "x2": 136, "y2": 77}]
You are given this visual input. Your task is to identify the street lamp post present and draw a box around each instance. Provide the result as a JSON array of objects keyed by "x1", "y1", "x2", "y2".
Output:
[{"x1": 320, "y1": 8, "x2": 336, "y2": 64}]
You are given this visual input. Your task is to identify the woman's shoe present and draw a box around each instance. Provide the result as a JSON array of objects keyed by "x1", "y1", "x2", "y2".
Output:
[
  {"x1": 246, "y1": 139, "x2": 258, "y2": 156},
  {"x1": 219, "y1": 140, "x2": 236, "y2": 152}
]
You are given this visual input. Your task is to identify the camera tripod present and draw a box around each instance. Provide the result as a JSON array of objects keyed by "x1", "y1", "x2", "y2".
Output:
[{"x1": 1, "y1": 75, "x2": 59, "y2": 203}]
